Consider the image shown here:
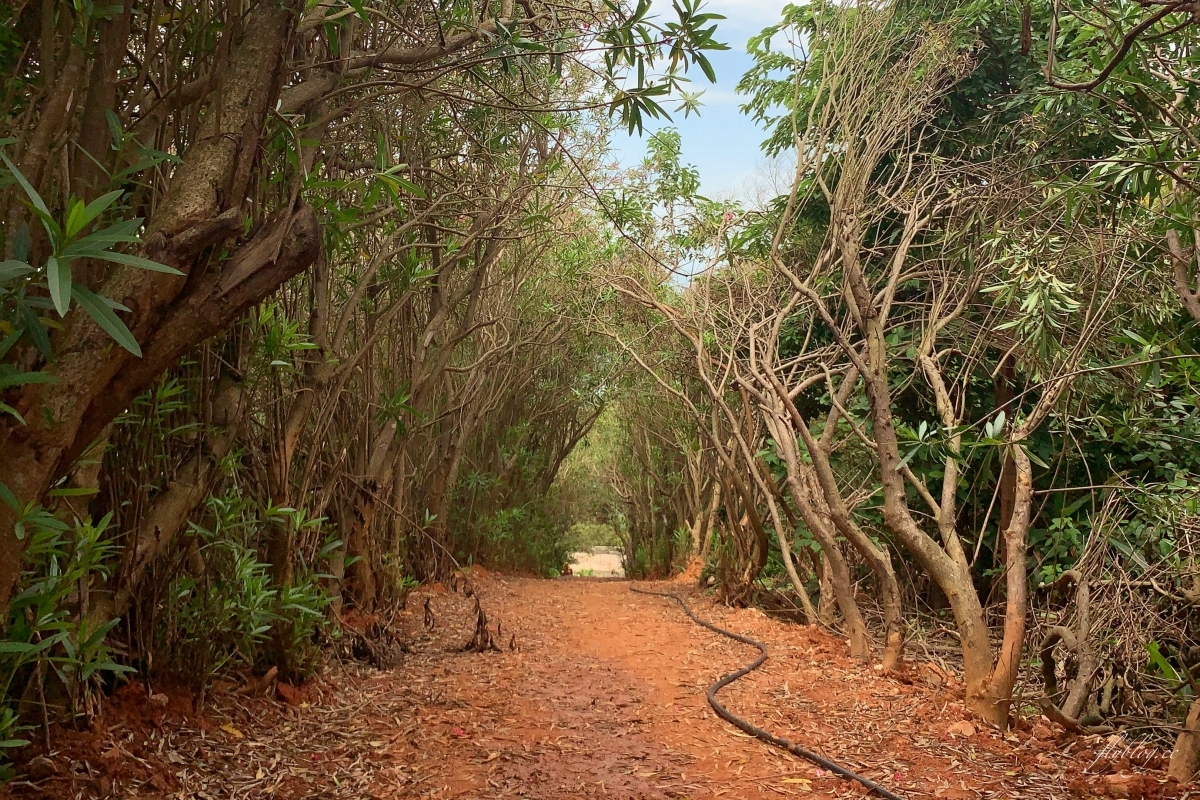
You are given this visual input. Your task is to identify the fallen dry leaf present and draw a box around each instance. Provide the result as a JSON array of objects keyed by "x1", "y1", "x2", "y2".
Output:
[{"x1": 947, "y1": 720, "x2": 976, "y2": 738}]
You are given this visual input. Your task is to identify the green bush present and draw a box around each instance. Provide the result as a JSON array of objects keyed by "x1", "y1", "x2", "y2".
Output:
[
  {"x1": 161, "y1": 543, "x2": 278, "y2": 691},
  {"x1": 1, "y1": 511, "x2": 132, "y2": 777},
  {"x1": 465, "y1": 500, "x2": 572, "y2": 577},
  {"x1": 158, "y1": 540, "x2": 331, "y2": 692}
]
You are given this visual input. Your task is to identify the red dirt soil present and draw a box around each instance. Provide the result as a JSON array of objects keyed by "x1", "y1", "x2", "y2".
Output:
[{"x1": 4, "y1": 575, "x2": 1191, "y2": 799}]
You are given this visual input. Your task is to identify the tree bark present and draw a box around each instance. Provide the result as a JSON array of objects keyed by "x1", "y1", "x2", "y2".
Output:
[
  {"x1": 72, "y1": 2, "x2": 133, "y2": 204},
  {"x1": 977, "y1": 440, "x2": 1034, "y2": 723},
  {"x1": 765, "y1": 412, "x2": 871, "y2": 661},
  {"x1": 0, "y1": 0, "x2": 307, "y2": 621},
  {"x1": 815, "y1": 552, "x2": 837, "y2": 627},
  {"x1": 852, "y1": 288, "x2": 1001, "y2": 720},
  {"x1": 88, "y1": 379, "x2": 246, "y2": 627},
  {"x1": 1167, "y1": 230, "x2": 1200, "y2": 321},
  {"x1": 771, "y1": 377, "x2": 906, "y2": 670}
]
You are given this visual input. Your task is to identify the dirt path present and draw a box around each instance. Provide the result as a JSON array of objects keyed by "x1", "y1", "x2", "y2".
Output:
[
  {"x1": 386, "y1": 577, "x2": 1073, "y2": 800},
  {"x1": 13, "y1": 574, "x2": 1178, "y2": 800}
]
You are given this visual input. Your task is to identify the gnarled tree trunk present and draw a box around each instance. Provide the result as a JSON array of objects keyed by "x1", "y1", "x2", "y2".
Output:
[{"x1": 0, "y1": 0, "x2": 314, "y2": 622}]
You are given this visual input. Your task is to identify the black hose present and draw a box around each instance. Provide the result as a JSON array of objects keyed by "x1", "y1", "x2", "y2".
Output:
[{"x1": 629, "y1": 584, "x2": 906, "y2": 800}]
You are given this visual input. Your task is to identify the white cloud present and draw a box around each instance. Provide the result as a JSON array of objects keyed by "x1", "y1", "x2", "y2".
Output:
[{"x1": 692, "y1": 86, "x2": 743, "y2": 107}]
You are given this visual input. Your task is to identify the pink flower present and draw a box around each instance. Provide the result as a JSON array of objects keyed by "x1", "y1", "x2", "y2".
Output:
[
  {"x1": 452, "y1": 727, "x2": 466, "y2": 738},
  {"x1": 723, "y1": 212, "x2": 736, "y2": 223}
]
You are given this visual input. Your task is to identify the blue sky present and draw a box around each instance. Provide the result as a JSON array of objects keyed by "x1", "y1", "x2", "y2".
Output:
[{"x1": 607, "y1": 0, "x2": 793, "y2": 202}]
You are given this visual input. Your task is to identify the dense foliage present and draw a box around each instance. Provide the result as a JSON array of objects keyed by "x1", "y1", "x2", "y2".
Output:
[
  {"x1": 600, "y1": 0, "x2": 1200, "y2": 768},
  {"x1": 2, "y1": 0, "x2": 1200, "y2": 785},
  {"x1": 0, "y1": 0, "x2": 721, "y2": 769}
]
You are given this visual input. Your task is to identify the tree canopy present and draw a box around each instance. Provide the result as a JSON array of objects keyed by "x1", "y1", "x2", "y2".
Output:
[{"x1": 2, "y1": 0, "x2": 1200, "y2": 785}]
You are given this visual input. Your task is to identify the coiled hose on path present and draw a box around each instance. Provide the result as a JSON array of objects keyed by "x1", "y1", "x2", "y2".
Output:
[{"x1": 629, "y1": 584, "x2": 906, "y2": 800}]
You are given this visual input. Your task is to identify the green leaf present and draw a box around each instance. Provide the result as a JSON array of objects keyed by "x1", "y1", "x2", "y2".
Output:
[
  {"x1": 112, "y1": 151, "x2": 182, "y2": 182},
  {"x1": 64, "y1": 198, "x2": 86, "y2": 241},
  {"x1": 0, "y1": 259, "x2": 34, "y2": 283},
  {"x1": 60, "y1": 219, "x2": 141, "y2": 254},
  {"x1": 83, "y1": 660, "x2": 136, "y2": 678},
  {"x1": 97, "y1": 294, "x2": 132, "y2": 313},
  {"x1": 896, "y1": 446, "x2": 921, "y2": 471},
  {"x1": 0, "y1": 369, "x2": 57, "y2": 390},
  {"x1": 71, "y1": 284, "x2": 141, "y2": 356},
  {"x1": 46, "y1": 486, "x2": 99, "y2": 498},
  {"x1": 79, "y1": 617, "x2": 121, "y2": 648},
  {"x1": 378, "y1": 173, "x2": 427, "y2": 199},
  {"x1": 0, "y1": 329, "x2": 20, "y2": 360},
  {"x1": 11, "y1": 223, "x2": 31, "y2": 262},
  {"x1": 105, "y1": 108, "x2": 124, "y2": 148},
  {"x1": 0, "y1": 482, "x2": 17, "y2": 512},
  {"x1": 17, "y1": 304, "x2": 52, "y2": 359},
  {"x1": 1146, "y1": 641, "x2": 1180, "y2": 684},
  {"x1": 1025, "y1": 446, "x2": 1050, "y2": 469},
  {"x1": 1, "y1": 152, "x2": 50, "y2": 218},
  {"x1": 46, "y1": 255, "x2": 71, "y2": 317},
  {"x1": 88, "y1": 249, "x2": 182, "y2": 274},
  {"x1": 375, "y1": 131, "x2": 387, "y2": 173},
  {"x1": 0, "y1": 401, "x2": 23, "y2": 423},
  {"x1": 66, "y1": 190, "x2": 123, "y2": 239}
]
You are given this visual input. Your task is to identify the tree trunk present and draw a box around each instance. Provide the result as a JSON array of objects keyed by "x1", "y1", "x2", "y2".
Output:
[
  {"x1": 72, "y1": 2, "x2": 133, "y2": 205},
  {"x1": 766, "y1": 413, "x2": 871, "y2": 661},
  {"x1": 699, "y1": 479, "x2": 721, "y2": 565},
  {"x1": 745, "y1": 356, "x2": 907, "y2": 667},
  {"x1": 995, "y1": 356, "x2": 1017, "y2": 569},
  {"x1": 0, "y1": 0, "x2": 308, "y2": 622},
  {"x1": 975, "y1": 441, "x2": 1033, "y2": 724},
  {"x1": 693, "y1": 478, "x2": 719, "y2": 554},
  {"x1": 770, "y1": 378, "x2": 906, "y2": 670},
  {"x1": 815, "y1": 552, "x2": 837, "y2": 627},
  {"x1": 346, "y1": 484, "x2": 381, "y2": 609},
  {"x1": 776, "y1": 522, "x2": 818, "y2": 625},
  {"x1": 342, "y1": 421, "x2": 399, "y2": 608},
  {"x1": 89, "y1": 379, "x2": 245, "y2": 627},
  {"x1": 853, "y1": 303, "x2": 1011, "y2": 723}
]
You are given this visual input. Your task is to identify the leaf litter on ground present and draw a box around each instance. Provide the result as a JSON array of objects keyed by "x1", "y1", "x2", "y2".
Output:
[{"x1": 6, "y1": 570, "x2": 1189, "y2": 799}]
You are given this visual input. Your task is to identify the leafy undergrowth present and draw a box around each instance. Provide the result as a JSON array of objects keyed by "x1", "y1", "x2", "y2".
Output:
[{"x1": 4, "y1": 572, "x2": 1192, "y2": 799}]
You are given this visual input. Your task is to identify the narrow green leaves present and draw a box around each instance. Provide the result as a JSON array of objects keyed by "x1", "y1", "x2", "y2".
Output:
[
  {"x1": 46, "y1": 255, "x2": 71, "y2": 316},
  {"x1": 0, "y1": 260, "x2": 33, "y2": 282},
  {"x1": 72, "y1": 284, "x2": 141, "y2": 356},
  {"x1": 65, "y1": 190, "x2": 123, "y2": 240}
]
